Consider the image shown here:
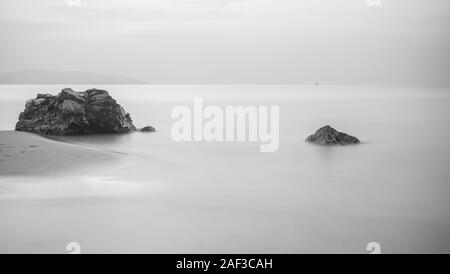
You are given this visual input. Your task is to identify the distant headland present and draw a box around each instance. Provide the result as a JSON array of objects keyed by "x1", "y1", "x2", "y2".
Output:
[{"x1": 0, "y1": 70, "x2": 146, "y2": 85}]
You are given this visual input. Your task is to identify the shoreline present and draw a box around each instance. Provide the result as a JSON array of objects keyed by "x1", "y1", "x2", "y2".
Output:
[{"x1": 0, "y1": 131, "x2": 118, "y2": 176}]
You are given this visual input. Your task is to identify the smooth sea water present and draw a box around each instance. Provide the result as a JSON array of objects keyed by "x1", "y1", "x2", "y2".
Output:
[{"x1": 0, "y1": 85, "x2": 450, "y2": 253}]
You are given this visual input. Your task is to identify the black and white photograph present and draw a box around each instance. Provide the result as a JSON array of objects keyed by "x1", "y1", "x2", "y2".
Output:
[{"x1": 0, "y1": 0, "x2": 449, "y2": 257}]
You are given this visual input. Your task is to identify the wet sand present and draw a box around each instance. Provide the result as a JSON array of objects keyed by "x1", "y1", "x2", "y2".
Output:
[{"x1": 0, "y1": 131, "x2": 117, "y2": 175}]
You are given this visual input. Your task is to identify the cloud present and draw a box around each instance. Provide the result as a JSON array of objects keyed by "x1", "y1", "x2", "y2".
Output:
[{"x1": 66, "y1": 0, "x2": 82, "y2": 8}]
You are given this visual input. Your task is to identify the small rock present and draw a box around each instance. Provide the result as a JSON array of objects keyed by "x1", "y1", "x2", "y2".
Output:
[
  {"x1": 139, "y1": 126, "x2": 156, "y2": 133},
  {"x1": 306, "y1": 125, "x2": 360, "y2": 145}
]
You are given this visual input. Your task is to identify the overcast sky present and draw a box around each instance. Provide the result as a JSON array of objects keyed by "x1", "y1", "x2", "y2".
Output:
[{"x1": 0, "y1": 0, "x2": 449, "y2": 85}]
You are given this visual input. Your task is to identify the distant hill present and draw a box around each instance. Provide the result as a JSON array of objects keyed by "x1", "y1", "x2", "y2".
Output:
[{"x1": 0, "y1": 70, "x2": 146, "y2": 84}]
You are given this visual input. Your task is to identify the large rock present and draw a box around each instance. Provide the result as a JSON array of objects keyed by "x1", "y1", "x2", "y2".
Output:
[
  {"x1": 306, "y1": 125, "x2": 360, "y2": 145},
  {"x1": 15, "y1": 88, "x2": 136, "y2": 135}
]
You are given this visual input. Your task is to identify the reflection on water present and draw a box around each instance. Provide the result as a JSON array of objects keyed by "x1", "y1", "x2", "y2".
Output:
[{"x1": 0, "y1": 85, "x2": 450, "y2": 253}]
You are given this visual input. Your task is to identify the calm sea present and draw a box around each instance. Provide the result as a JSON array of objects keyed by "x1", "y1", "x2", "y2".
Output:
[{"x1": 0, "y1": 85, "x2": 449, "y2": 253}]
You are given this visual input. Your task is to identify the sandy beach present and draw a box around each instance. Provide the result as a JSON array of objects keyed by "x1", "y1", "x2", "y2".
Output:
[{"x1": 0, "y1": 131, "x2": 117, "y2": 175}]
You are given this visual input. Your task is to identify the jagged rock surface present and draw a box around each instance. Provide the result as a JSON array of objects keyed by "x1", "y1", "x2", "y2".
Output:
[
  {"x1": 15, "y1": 88, "x2": 136, "y2": 135},
  {"x1": 306, "y1": 125, "x2": 360, "y2": 145}
]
